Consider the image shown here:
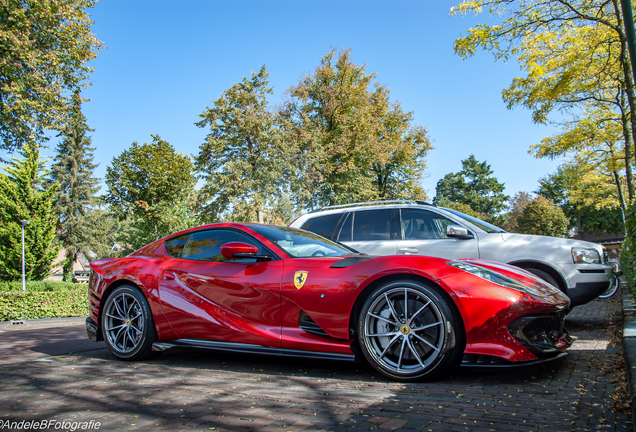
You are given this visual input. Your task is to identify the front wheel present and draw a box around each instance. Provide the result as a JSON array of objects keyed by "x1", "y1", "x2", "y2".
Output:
[
  {"x1": 357, "y1": 280, "x2": 464, "y2": 381},
  {"x1": 598, "y1": 275, "x2": 620, "y2": 299},
  {"x1": 101, "y1": 284, "x2": 158, "y2": 360}
]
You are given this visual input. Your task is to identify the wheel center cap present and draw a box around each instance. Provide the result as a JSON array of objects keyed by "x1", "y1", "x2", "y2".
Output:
[
  {"x1": 400, "y1": 325, "x2": 410, "y2": 335},
  {"x1": 126, "y1": 319, "x2": 131, "y2": 326}
]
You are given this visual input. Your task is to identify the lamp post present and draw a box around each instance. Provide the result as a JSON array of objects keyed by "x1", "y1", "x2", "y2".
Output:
[{"x1": 20, "y1": 220, "x2": 30, "y2": 293}]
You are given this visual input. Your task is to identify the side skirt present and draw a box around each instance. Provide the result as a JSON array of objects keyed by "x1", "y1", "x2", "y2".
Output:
[
  {"x1": 152, "y1": 339, "x2": 357, "y2": 362},
  {"x1": 461, "y1": 352, "x2": 567, "y2": 368}
]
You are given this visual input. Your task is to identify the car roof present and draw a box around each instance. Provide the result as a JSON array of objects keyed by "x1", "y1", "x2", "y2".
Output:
[{"x1": 308, "y1": 200, "x2": 435, "y2": 214}]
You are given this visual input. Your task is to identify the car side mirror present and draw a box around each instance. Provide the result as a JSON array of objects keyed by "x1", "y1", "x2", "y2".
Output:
[
  {"x1": 447, "y1": 225, "x2": 474, "y2": 240},
  {"x1": 220, "y1": 242, "x2": 272, "y2": 261}
]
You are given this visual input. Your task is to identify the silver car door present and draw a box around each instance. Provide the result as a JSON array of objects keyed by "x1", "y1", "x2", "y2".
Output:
[
  {"x1": 343, "y1": 209, "x2": 399, "y2": 255},
  {"x1": 397, "y1": 208, "x2": 480, "y2": 259}
]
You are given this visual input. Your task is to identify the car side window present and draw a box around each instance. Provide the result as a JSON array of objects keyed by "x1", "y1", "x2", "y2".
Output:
[
  {"x1": 165, "y1": 233, "x2": 190, "y2": 257},
  {"x1": 401, "y1": 209, "x2": 454, "y2": 240},
  {"x1": 167, "y1": 230, "x2": 263, "y2": 262},
  {"x1": 337, "y1": 212, "x2": 352, "y2": 242},
  {"x1": 352, "y1": 209, "x2": 400, "y2": 241},
  {"x1": 300, "y1": 214, "x2": 344, "y2": 240}
]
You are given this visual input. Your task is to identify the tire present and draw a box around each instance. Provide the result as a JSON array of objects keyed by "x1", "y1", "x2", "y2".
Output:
[
  {"x1": 101, "y1": 284, "x2": 158, "y2": 360},
  {"x1": 357, "y1": 280, "x2": 464, "y2": 382},
  {"x1": 598, "y1": 275, "x2": 620, "y2": 299},
  {"x1": 525, "y1": 268, "x2": 561, "y2": 291}
]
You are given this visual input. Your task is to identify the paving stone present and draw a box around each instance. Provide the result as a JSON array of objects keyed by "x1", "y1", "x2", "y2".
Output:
[{"x1": 0, "y1": 295, "x2": 630, "y2": 432}]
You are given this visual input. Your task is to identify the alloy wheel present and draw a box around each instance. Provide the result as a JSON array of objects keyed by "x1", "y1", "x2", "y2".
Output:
[{"x1": 362, "y1": 286, "x2": 445, "y2": 375}]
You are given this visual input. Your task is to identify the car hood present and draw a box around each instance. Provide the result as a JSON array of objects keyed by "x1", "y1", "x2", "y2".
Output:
[{"x1": 500, "y1": 233, "x2": 603, "y2": 250}]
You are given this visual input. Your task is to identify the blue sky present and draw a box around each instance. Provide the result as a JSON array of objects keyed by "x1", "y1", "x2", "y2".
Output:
[{"x1": 35, "y1": 0, "x2": 563, "y2": 200}]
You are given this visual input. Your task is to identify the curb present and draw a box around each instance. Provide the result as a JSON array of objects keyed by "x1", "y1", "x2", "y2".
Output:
[
  {"x1": 622, "y1": 285, "x2": 636, "y2": 423},
  {"x1": 0, "y1": 316, "x2": 86, "y2": 331}
]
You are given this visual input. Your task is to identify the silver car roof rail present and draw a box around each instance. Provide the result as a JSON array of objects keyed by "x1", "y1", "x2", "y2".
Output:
[{"x1": 310, "y1": 200, "x2": 435, "y2": 213}]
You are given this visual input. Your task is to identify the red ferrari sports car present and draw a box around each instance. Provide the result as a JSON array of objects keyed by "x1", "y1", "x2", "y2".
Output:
[{"x1": 86, "y1": 223, "x2": 572, "y2": 381}]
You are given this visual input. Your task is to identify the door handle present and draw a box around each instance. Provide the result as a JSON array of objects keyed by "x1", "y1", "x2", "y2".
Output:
[
  {"x1": 398, "y1": 248, "x2": 419, "y2": 255},
  {"x1": 164, "y1": 272, "x2": 175, "y2": 281}
]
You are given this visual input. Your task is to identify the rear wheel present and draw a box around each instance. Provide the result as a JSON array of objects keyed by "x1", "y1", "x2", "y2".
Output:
[
  {"x1": 357, "y1": 280, "x2": 463, "y2": 381},
  {"x1": 101, "y1": 285, "x2": 158, "y2": 360}
]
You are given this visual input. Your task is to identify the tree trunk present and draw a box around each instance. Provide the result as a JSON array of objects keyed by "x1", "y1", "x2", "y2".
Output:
[
  {"x1": 620, "y1": 91, "x2": 636, "y2": 200},
  {"x1": 613, "y1": 0, "x2": 636, "y2": 164}
]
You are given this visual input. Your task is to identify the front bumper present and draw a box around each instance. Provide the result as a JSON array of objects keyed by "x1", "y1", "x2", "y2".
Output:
[
  {"x1": 86, "y1": 317, "x2": 102, "y2": 342},
  {"x1": 567, "y1": 281, "x2": 611, "y2": 306},
  {"x1": 564, "y1": 264, "x2": 613, "y2": 306},
  {"x1": 508, "y1": 312, "x2": 571, "y2": 358}
]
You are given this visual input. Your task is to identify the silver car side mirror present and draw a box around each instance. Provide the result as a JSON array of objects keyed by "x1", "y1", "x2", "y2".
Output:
[{"x1": 447, "y1": 225, "x2": 474, "y2": 240}]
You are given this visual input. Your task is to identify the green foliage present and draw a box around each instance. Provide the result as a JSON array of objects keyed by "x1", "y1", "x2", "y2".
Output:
[
  {"x1": 80, "y1": 203, "x2": 128, "y2": 260},
  {"x1": 196, "y1": 66, "x2": 286, "y2": 223},
  {"x1": 105, "y1": 135, "x2": 196, "y2": 218},
  {"x1": 0, "y1": 285, "x2": 88, "y2": 321},
  {"x1": 113, "y1": 193, "x2": 200, "y2": 255},
  {"x1": 0, "y1": 0, "x2": 103, "y2": 151},
  {"x1": 0, "y1": 145, "x2": 60, "y2": 280},
  {"x1": 500, "y1": 191, "x2": 533, "y2": 232},
  {"x1": 621, "y1": 201, "x2": 636, "y2": 290},
  {"x1": 281, "y1": 48, "x2": 432, "y2": 209},
  {"x1": 434, "y1": 197, "x2": 485, "y2": 219},
  {"x1": 50, "y1": 91, "x2": 100, "y2": 281},
  {"x1": 0, "y1": 280, "x2": 78, "y2": 292},
  {"x1": 433, "y1": 154, "x2": 509, "y2": 221},
  {"x1": 537, "y1": 166, "x2": 624, "y2": 235},
  {"x1": 105, "y1": 135, "x2": 199, "y2": 249},
  {"x1": 516, "y1": 196, "x2": 569, "y2": 237},
  {"x1": 451, "y1": 0, "x2": 636, "y2": 212}
]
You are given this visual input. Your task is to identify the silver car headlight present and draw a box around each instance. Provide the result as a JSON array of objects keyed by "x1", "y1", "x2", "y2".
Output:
[
  {"x1": 572, "y1": 247, "x2": 601, "y2": 264},
  {"x1": 447, "y1": 261, "x2": 545, "y2": 297}
]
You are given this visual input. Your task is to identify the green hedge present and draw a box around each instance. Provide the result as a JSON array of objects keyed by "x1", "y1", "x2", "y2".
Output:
[
  {"x1": 0, "y1": 281, "x2": 80, "y2": 292},
  {"x1": 622, "y1": 202, "x2": 636, "y2": 294},
  {"x1": 0, "y1": 285, "x2": 89, "y2": 321}
]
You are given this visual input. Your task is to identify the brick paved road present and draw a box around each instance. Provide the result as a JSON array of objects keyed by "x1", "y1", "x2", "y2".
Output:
[{"x1": 0, "y1": 295, "x2": 631, "y2": 432}]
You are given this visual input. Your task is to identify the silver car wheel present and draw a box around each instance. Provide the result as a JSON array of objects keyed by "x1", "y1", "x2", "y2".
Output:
[
  {"x1": 598, "y1": 275, "x2": 620, "y2": 299},
  {"x1": 104, "y1": 292, "x2": 144, "y2": 354},
  {"x1": 363, "y1": 286, "x2": 445, "y2": 375}
]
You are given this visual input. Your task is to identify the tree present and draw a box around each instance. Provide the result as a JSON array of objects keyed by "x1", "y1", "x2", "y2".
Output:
[
  {"x1": 531, "y1": 106, "x2": 633, "y2": 208},
  {"x1": 433, "y1": 155, "x2": 509, "y2": 221},
  {"x1": 433, "y1": 197, "x2": 485, "y2": 219},
  {"x1": 451, "y1": 0, "x2": 636, "y2": 210},
  {"x1": 0, "y1": 144, "x2": 59, "y2": 280},
  {"x1": 77, "y1": 203, "x2": 122, "y2": 260},
  {"x1": 537, "y1": 165, "x2": 624, "y2": 235},
  {"x1": 114, "y1": 194, "x2": 200, "y2": 254},
  {"x1": 501, "y1": 191, "x2": 534, "y2": 232},
  {"x1": 196, "y1": 66, "x2": 286, "y2": 223},
  {"x1": 105, "y1": 135, "x2": 198, "y2": 243},
  {"x1": 366, "y1": 86, "x2": 432, "y2": 201},
  {"x1": 280, "y1": 48, "x2": 432, "y2": 209},
  {"x1": 516, "y1": 196, "x2": 569, "y2": 237},
  {"x1": 0, "y1": 0, "x2": 103, "y2": 152},
  {"x1": 49, "y1": 91, "x2": 100, "y2": 281}
]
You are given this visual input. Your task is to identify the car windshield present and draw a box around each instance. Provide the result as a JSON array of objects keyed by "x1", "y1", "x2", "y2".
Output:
[
  {"x1": 441, "y1": 208, "x2": 507, "y2": 234},
  {"x1": 248, "y1": 225, "x2": 360, "y2": 258}
]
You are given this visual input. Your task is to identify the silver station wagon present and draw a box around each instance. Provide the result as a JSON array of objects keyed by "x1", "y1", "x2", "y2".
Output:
[{"x1": 290, "y1": 200, "x2": 614, "y2": 307}]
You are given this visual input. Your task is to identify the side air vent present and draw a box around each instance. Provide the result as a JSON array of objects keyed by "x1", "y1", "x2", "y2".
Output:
[{"x1": 298, "y1": 310, "x2": 329, "y2": 337}]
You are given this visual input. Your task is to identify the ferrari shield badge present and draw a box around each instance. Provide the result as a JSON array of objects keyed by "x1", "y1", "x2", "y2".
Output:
[{"x1": 294, "y1": 271, "x2": 308, "y2": 289}]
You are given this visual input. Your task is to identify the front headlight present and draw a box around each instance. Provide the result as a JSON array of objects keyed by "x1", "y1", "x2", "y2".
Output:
[
  {"x1": 572, "y1": 247, "x2": 601, "y2": 264},
  {"x1": 447, "y1": 261, "x2": 546, "y2": 297}
]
